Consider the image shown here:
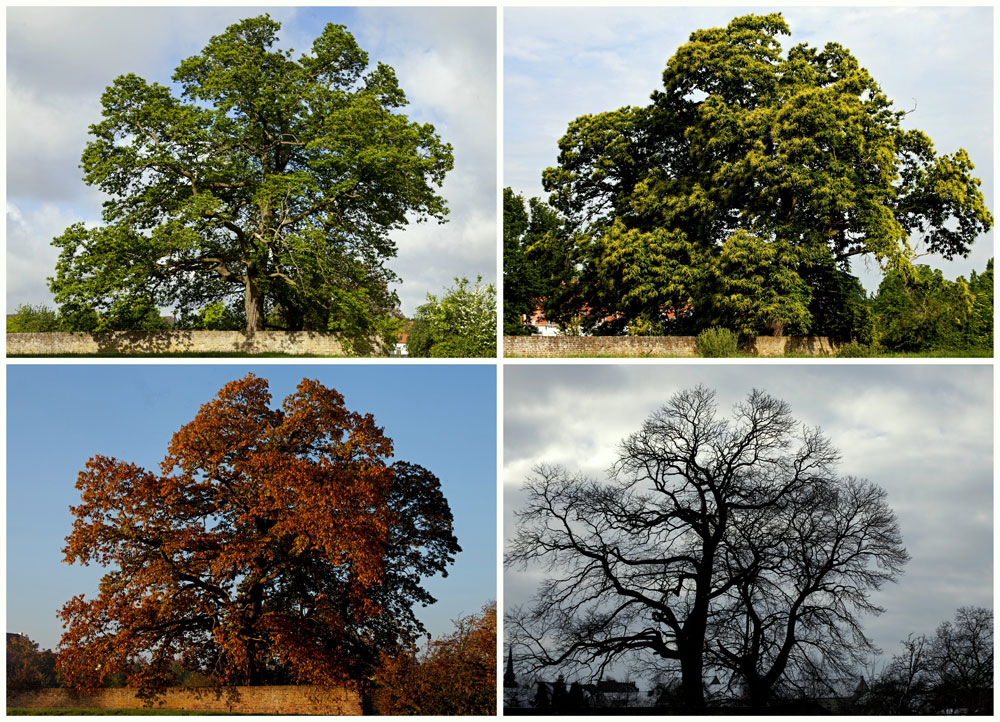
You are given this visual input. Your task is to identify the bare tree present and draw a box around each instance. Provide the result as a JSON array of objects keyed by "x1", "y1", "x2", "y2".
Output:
[
  {"x1": 929, "y1": 606, "x2": 993, "y2": 713},
  {"x1": 506, "y1": 386, "x2": 858, "y2": 709},
  {"x1": 709, "y1": 477, "x2": 909, "y2": 705}
]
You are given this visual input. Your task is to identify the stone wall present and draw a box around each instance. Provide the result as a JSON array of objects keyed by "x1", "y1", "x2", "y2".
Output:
[
  {"x1": 7, "y1": 331, "x2": 349, "y2": 356},
  {"x1": 503, "y1": 335, "x2": 839, "y2": 358},
  {"x1": 7, "y1": 685, "x2": 360, "y2": 715}
]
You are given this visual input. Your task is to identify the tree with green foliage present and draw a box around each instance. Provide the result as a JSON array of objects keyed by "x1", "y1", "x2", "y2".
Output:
[
  {"x1": 503, "y1": 188, "x2": 571, "y2": 335},
  {"x1": 6, "y1": 304, "x2": 61, "y2": 333},
  {"x1": 407, "y1": 277, "x2": 496, "y2": 358},
  {"x1": 535, "y1": 13, "x2": 992, "y2": 336},
  {"x1": 872, "y1": 259, "x2": 992, "y2": 352},
  {"x1": 49, "y1": 15, "x2": 453, "y2": 352}
]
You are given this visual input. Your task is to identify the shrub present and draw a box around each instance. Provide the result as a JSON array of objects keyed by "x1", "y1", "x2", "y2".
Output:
[
  {"x1": 696, "y1": 326, "x2": 740, "y2": 357},
  {"x1": 7, "y1": 304, "x2": 61, "y2": 333},
  {"x1": 835, "y1": 341, "x2": 880, "y2": 358}
]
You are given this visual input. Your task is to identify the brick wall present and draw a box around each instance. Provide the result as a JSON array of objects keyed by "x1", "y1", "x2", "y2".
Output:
[
  {"x1": 7, "y1": 331, "x2": 349, "y2": 356},
  {"x1": 503, "y1": 335, "x2": 839, "y2": 357},
  {"x1": 7, "y1": 685, "x2": 361, "y2": 715}
]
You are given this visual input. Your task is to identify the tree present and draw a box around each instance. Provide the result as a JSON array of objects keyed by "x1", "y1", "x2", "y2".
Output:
[
  {"x1": 507, "y1": 386, "x2": 905, "y2": 710},
  {"x1": 502, "y1": 188, "x2": 571, "y2": 335},
  {"x1": 57, "y1": 374, "x2": 460, "y2": 703},
  {"x1": 49, "y1": 15, "x2": 453, "y2": 349},
  {"x1": 927, "y1": 606, "x2": 993, "y2": 713},
  {"x1": 872, "y1": 264, "x2": 975, "y2": 351},
  {"x1": 535, "y1": 13, "x2": 993, "y2": 336},
  {"x1": 6, "y1": 304, "x2": 61, "y2": 333},
  {"x1": 709, "y1": 477, "x2": 908, "y2": 705},
  {"x1": 7, "y1": 634, "x2": 59, "y2": 689},
  {"x1": 373, "y1": 602, "x2": 497, "y2": 715},
  {"x1": 406, "y1": 276, "x2": 496, "y2": 357}
]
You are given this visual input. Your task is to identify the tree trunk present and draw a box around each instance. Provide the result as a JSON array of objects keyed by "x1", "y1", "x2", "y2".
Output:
[
  {"x1": 679, "y1": 651, "x2": 706, "y2": 709},
  {"x1": 244, "y1": 275, "x2": 265, "y2": 333}
]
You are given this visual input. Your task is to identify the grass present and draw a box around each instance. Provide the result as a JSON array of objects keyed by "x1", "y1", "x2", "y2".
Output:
[{"x1": 7, "y1": 709, "x2": 246, "y2": 716}]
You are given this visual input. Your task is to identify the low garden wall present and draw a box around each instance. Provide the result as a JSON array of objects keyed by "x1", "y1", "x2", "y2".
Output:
[
  {"x1": 503, "y1": 335, "x2": 839, "y2": 358},
  {"x1": 7, "y1": 331, "x2": 347, "y2": 356},
  {"x1": 7, "y1": 685, "x2": 360, "y2": 715}
]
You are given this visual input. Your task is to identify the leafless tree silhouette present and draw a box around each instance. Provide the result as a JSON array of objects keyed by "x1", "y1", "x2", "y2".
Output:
[{"x1": 506, "y1": 386, "x2": 908, "y2": 710}]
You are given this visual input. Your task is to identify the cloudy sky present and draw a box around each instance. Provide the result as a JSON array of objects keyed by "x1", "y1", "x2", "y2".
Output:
[
  {"x1": 7, "y1": 6, "x2": 496, "y2": 317},
  {"x1": 7, "y1": 364, "x2": 497, "y2": 651},
  {"x1": 505, "y1": 6, "x2": 994, "y2": 290},
  {"x1": 503, "y1": 363, "x2": 993, "y2": 681}
]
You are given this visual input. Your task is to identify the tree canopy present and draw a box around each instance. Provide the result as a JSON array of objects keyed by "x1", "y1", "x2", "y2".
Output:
[
  {"x1": 507, "y1": 386, "x2": 907, "y2": 709},
  {"x1": 406, "y1": 276, "x2": 497, "y2": 358},
  {"x1": 533, "y1": 13, "x2": 992, "y2": 337},
  {"x1": 49, "y1": 15, "x2": 453, "y2": 350},
  {"x1": 57, "y1": 374, "x2": 460, "y2": 700}
]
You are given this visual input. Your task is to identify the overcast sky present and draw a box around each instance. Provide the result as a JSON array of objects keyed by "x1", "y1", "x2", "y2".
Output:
[
  {"x1": 503, "y1": 363, "x2": 993, "y2": 682},
  {"x1": 7, "y1": 364, "x2": 497, "y2": 651},
  {"x1": 6, "y1": 6, "x2": 496, "y2": 317},
  {"x1": 505, "y1": 6, "x2": 994, "y2": 290}
]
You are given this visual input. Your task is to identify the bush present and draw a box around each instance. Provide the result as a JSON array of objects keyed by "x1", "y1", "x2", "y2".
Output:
[
  {"x1": 696, "y1": 327, "x2": 740, "y2": 357},
  {"x1": 7, "y1": 304, "x2": 61, "y2": 333},
  {"x1": 835, "y1": 341, "x2": 879, "y2": 358}
]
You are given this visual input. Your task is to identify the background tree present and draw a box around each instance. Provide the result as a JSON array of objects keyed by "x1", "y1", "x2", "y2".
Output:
[
  {"x1": 406, "y1": 276, "x2": 496, "y2": 358},
  {"x1": 872, "y1": 265, "x2": 973, "y2": 351},
  {"x1": 6, "y1": 304, "x2": 62, "y2": 333},
  {"x1": 502, "y1": 188, "x2": 571, "y2": 335},
  {"x1": 49, "y1": 15, "x2": 453, "y2": 349},
  {"x1": 535, "y1": 13, "x2": 992, "y2": 336},
  {"x1": 57, "y1": 374, "x2": 460, "y2": 703},
  {"x1": 7, "y1": 634, "x2": 59, "y2": 690},
  {"x1": 506, "y1": 387, "x2": 895, "y2": 709},
  {"x1": 373, "y1": 602, "x2": 497, "y2": 715}
]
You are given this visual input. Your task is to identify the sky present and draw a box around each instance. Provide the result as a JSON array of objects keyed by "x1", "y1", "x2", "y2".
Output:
[
  {"x1": 6, "y1": 363, "x2": 497, "y2": 651},
  {"x1": 6, "y1": 6, "x2": 497, "y2": 317},
  {"x1": 504, "y1": 6, "x2": 995, "y2": 291},
  {"x1": 503, "y1": 363, "x2": 993, "y2": 684}
]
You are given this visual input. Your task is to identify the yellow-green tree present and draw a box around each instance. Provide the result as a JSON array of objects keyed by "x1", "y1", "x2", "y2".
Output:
[{"x1": 536, "y1": 13, "x2": 992, "y2": 337}]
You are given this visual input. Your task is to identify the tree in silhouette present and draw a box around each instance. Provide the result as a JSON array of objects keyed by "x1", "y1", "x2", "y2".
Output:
[
  {"x1": 507, "y1": 386, "x2": 906, "y2": 709},
  {"x1": 709, "y1": 477, "x2": 907, "y2": 704},
  {"x1": 57, "y1": 374, "x2": 459, "y2": 701}
]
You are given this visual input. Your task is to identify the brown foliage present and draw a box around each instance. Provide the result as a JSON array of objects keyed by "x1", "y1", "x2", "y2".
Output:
[
  {"x1": 7, "y1": 634, "x2": 59, "y2": 689},
  {"x1": 374, "y1": 602, "x2": 497, "y2": 715},
  {"x1": 57, "y1": 374, "x2": 460, "y2": 699}
]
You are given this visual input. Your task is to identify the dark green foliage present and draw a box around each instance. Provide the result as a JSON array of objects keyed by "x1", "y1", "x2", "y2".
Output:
[
  {"x1": 6, "y1": 304, "x2": 61, "y2": 333},
  {"x1": 49, "y1": 15, "x2": 452, "y2": 347},
  {"x1": 835, "y1": 341, "x2": 879, "y2": 358},
  {"x1": 695, "y1": 326, "x2": 740, "y2": 357},
  {"x1": 532, "y1": 13, "x2": 993, "y2": 337},
  {"x1": 503, "y1": 188, "x2": 571, "y2": 335},
  {"x1": 872, "y1": 259, "x2": 992, "y2": 353}
]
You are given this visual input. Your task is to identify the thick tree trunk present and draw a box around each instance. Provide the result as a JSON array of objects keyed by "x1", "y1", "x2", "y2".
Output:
[
  {"x1": 244, "y1": 276, "x2": 265, "y2": 333},
  {"x1": 679, "y1": 651, "x2": 706, "y2": 709}
]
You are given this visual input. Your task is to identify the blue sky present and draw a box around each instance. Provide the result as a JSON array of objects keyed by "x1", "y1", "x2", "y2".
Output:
[
  {"x1": 505, "y1": 6, "x2": 994, "y2": 290},
  {"x1": 7, "y1": 6, "x2": 496, "y2": 316},
  {"x1": 504, "y1": 364, "x2": 993, "y2": 683},
  {"x1": 7, "y1": 364, "x2": 497, "y2": 651}
]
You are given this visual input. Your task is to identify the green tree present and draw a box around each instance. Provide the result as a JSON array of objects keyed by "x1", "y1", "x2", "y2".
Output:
[
  {"x1": 407, "y1": 277, "x2": 496, "y2": 358},
  {"x1": 49, "y1": 15, "x2": 453, "y2": 351},
  {"x1": 872, "y1": 265, "x2": 975, "y2": 351},
  {"x1": 503, "y1": 188, "x2": 571, "y2": 335},
  {"x1": 964, "y1": 258, "x2": 993, "y2": 350},
  {"x1": 6, "y1": 304, "x2": 61, "y2": 333},
  {"x1": 536, "y1": 13, "x2": 992, "y2": 336}
]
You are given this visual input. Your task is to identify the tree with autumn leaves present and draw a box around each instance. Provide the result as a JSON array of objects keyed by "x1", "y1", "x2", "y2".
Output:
[
  {"x1": 56, "y1": 374, "x2": 460, "y2": 704},
  {"x1": 373, "y1": 602, "x2": 497, "y2": 715}
]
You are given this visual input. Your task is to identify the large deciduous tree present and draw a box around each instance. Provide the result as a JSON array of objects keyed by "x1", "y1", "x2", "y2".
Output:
[
  {"x1": 57, "y1": 374, "x2": 460, "y2": 702},
  {"x1": 50, "y1": 15, "x2": 453, "y2": 349},
  {"x1": 536, "y1": 13, "x2": 992, "y2": 337},
  {"x1": 506, "y1": 386, "x2": 906, "y2": 710}
]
